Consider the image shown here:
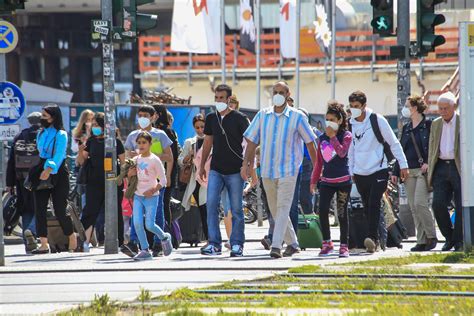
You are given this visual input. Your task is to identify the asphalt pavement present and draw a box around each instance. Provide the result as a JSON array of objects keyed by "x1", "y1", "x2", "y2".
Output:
[{"x1": 0, "y1": 223, "x2": 444, "y2": 315}]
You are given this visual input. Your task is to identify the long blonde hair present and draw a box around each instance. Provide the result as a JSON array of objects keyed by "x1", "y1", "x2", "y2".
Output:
[{"x1": 72, "y1": 109, "x2": 94, "y2": 139}]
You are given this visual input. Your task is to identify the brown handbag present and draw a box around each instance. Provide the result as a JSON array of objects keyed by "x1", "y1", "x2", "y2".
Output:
[{"x1": 178, "y1": 143, "x2": 195, "y2": 184}]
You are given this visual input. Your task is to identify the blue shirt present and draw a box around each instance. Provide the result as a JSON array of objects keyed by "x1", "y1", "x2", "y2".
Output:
[
  {"x1": 244, "y1": 105, "x2": 317, "y2": 179},
  {"x1": 37, "y1": 126, "x2": 68, "y2": 174}
]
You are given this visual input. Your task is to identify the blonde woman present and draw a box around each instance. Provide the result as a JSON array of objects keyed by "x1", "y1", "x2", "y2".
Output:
[{"x1": 71, "y1": 109, "x2": 95, "y2": 154}]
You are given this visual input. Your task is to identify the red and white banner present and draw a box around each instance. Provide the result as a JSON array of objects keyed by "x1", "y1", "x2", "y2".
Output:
[
  {"x1": 279, "y1": 0, "x2": 297, "y2": 58},
  {"x1": 171, "y1": 0, "x2": 221, "y2": 54}
]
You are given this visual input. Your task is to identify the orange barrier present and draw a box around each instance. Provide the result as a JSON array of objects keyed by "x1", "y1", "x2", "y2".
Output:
[{"x1": 139, "y1": 27, "x2": 459, "y2": 73}]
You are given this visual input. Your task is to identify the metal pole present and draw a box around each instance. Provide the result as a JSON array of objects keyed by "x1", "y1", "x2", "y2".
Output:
[
  {"x1": 330, "y1": 0, "x2": 336, "y2": 99},
  {"x1": 0, "y1": 51, "x2": 6, "y2": 266},
  {"x1": 255, "y1": 0, "x2": 263, "y2": 227},
  {"x1": 221, "y1": 0, "x2": 226, "y2": 83},
  {"x1": 396, "y1": 0, "x2": 411, "y2": 133},
  {"x1": 101, "y1": 0, "x2": 118, "y2": 254},
  {"x1": 295, "y1": 0, "x2": 301, "y2": 108}
]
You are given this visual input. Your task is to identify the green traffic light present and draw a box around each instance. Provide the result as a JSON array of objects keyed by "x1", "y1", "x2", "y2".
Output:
[{"x1": 371, "y1": 16, "x2": 391, "y2": 32}]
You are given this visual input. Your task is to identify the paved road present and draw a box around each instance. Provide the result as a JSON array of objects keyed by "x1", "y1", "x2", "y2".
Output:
[{"x1": 0, "y1": 224, "x2": 441, "y2": 315}]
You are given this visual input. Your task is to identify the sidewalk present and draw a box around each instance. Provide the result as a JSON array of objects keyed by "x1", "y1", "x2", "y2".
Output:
[{"x1": 0, "y1": 224, "x2": 442, "y2": 315}]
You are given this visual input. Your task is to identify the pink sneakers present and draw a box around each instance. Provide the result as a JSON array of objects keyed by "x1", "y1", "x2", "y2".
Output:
[
  {"x1": 319, "y1": 241, "x2": 334, "y2": 256},
  {"x1": 339, "y1": 244, "x2": 349, "y2": 258}
]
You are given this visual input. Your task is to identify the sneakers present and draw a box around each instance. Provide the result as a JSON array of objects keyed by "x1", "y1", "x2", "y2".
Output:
[
  {"x1": 24, "y1": 229, "x2": 37, "y2": 254},
  {"x1": 261, "y1": 237, "x2": 271, "y2": 250},
  {"x1": 339, "y1": 244, "x2": 349, "y2": 258},
  {"x1": 133, "y1": 250, "x2": 153, "y2": 261},
  {"x1": 283, "y1": 245, "x2": 300, "y2": 257},
  {"x1": 319, "y1": 241, "x2": 334, "y2": 256},
  {"x1": 364, "y1": 238, "x2": 376, "y2": 253},
  {"x1": 161, "y1": 233, "x2": 173, "y2": 257},
  {"x1": 83, "y1": 241, "x2": 91, "y2": 253},
  {"x1": 201, "y1": 244, "x2": 222, "y2": 256},
  {"x1": 121, "y1": 241, "x2": 139, "y2": 258},
  {"x1": 230, "y1": 245, "x2": 243, "y2": 257},
  {"x1": 270, "y1": 247, "x2": 282, "y2": 259}
]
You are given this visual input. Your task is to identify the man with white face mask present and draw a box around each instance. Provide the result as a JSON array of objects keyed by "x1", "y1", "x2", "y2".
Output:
[
  {"x1": 242, "y1": 81, "x2": 317, "y2": 259},
  {"x1": 198, "y1": 84, "x2": 250, "y2": 257},
  {"x1": 121, "y1": 105, "x2": 174, "y2": 258},
  {"x1": 347, "y1": 90, "x2": 408, "y2": 253}
]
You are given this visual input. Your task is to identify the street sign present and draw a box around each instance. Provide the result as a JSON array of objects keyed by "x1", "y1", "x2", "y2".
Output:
[
  {"x1": 0, "y1": 81, "x2": 25, "y2": 124},
  {"x1": 0, "y1": 124, "x2": 19, "y2": 140},
  {"x1": 91, "y1": 20, "x2": 111, "y2": 42},
  {"x1": 0, "y1": 21, "x2": 18, "y2": 53}
]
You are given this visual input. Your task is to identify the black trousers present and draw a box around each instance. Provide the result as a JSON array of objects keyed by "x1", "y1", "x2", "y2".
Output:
[
  {"x1": 354, "y1": 169, "x2": 389, "y2": 242},
  {"x1": 163, "y1": 187, "x2": 172, "y2": 225},
  {"x1": 432, "y1": 160, "x2": 463, "y2": 243},
  {"x1": 34, "y1": 164, "x2": 73, "y2": 238},
  {"x1": 318, "y1": 184, "x2": 351, "y2": 244},
  {"x1": 193, "y1": 182, "x2": 208, "y2": 239},
  {"x1": 81, "y1": 181, "x2": 124, "y2": 246}
]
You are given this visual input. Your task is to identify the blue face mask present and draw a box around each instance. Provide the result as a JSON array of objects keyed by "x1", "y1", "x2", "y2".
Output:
[{"x1": 92, "y1": 126, "x2": 103, "y2": 136}]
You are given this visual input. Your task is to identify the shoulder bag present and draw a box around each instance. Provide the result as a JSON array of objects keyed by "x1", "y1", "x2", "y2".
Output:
[
  {"x1": 24, "y1": 131, "x2": 58, "y2": 191},
  {"x1": 409, "y1": 131, "x2": 432, "y2": 192},
  {"x1": 178, "y1": 142, "x2": 194, "y2": 184}
]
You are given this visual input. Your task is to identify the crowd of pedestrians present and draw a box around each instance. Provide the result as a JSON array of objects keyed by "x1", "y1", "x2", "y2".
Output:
[{"x1": 5, "y1": 83, "x2": 465, "y2": 259}]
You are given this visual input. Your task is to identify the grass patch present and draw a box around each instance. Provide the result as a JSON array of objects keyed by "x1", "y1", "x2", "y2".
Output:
[
  {"x1": 344, "y1": 253, "x2": 474, "y2": 267},
  {"x1": 287, "y1": 265, "x2": 322, "y2": 273}
]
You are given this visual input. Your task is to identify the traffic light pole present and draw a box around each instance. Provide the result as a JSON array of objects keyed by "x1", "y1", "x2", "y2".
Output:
[
  {"x1": 101, "y1": 0, "x2": 119, "y2": 254},
  {"x1": 0, "y1": 50, "x2": 5, "y2": 266},
  {"x1": 396, "y1": 0, "x2": 411, "y2": 131}
]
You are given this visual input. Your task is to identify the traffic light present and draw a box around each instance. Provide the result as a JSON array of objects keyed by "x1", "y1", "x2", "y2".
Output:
[
  {"x1": 370, "y1": 0, "x2": 394, "y2": 37},
  {"x1": 112, "y1": 0, "x2": 157, "y2": 41},
  {"x1": 416, "y1": 0, "x2": 446, "y2": 57},
  {"x1": 0, "y1": 0, "x2": 26, "y2": 14}
]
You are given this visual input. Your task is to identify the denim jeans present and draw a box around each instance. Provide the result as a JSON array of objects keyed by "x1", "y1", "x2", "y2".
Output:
[
  {"x1": 130, "y1": 188, "x2": 165, "y2": 244},
  {"x1": 133, "y1": 194, "x2": 166, "y2": 251},
  {"x1": 207, "y1": 170, "x2": 245, "y2": 248},
  {"x1": 221, "y1": 182, "x2": 247, "y2": 216}
]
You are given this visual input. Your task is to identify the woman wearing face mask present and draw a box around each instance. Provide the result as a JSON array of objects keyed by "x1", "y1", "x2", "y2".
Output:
[
  {"x1": 179, "y1": 114, "x2": 208, "y2": 239},
  {"x1": 393, "y1": 95, "x2": 437, "y2": 252},
  {"x1": 310, "y1": 101, "x2": 352, "y2": 258},
  {"x1": 30, "y1": 105, "x2": 77, "y2": 254},
  {"x1": 77, "y1": 112, "x2": 126, "y2": 251}
]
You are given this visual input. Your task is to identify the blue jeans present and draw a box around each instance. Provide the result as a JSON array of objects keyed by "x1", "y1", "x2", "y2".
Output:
[
  {"x1": 133, "y1": 194, "x2": 166, "y2": 251},
  {"x1": 130, "y1": 188, "x2": 165, "y2": 244},
  {"x1": 221, "y1": 182, "x2": 247, "y2": 216},
  {"x1": 207, "y1": 170, "x2": 245, "y2": 248}
]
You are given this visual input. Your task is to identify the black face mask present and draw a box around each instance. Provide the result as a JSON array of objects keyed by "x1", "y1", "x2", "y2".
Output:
[{"x1": 40, "y1": 118, "x2": 51, "y2": 128}]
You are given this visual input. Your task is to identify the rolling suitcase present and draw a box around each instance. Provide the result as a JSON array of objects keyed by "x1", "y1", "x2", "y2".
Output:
[
  {"x1": 297, "y1": 213, "x2": 323, "y2": 250},
  {"x1": 3, "y1": 192, "x2": 19, "y2": 236},
  {"x1": 178, "y1": 206, "x2": 205, "y2": 247}
]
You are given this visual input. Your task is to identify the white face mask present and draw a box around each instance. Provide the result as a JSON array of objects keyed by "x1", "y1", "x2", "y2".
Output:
[
  {"x1": 325, "y1": 121, "x2": 339, "y2": 131},
  {"x1": 350, "y1": 108, "x2": 362, "y2": 119},
  {"x1": 273, "y1": 94, "x2": 286, "y2": 107},
  {"x1": 401, "y1": 106, "x2": 412, "y2": 118},
  {"x1": 215, "y1": 102, "x2": 228, "y2": 113},
  {"x1": 138, "y1": 117, "x2": 151, "y2": 129}
]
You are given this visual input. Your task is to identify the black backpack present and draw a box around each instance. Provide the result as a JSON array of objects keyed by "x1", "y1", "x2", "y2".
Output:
[
  {"x1": 369, "y1": 113, "x2": 395, "y2": 165},
  {"x1": 14, "y1": 128, "x2": 40, "y2": 179}
]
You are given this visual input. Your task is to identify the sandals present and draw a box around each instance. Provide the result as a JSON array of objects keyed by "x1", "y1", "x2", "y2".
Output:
[{"x1": 31, "y1": 247, "x2": 50, "y2": 255}]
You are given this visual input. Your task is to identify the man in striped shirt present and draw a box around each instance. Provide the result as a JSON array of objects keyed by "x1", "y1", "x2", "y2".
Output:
[{"x1": 242, "y1": 81, "x2": 318, "y2": 259}]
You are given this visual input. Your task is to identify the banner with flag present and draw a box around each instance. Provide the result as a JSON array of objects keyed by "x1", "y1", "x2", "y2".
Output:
[
  {"x1": 240, "y1": 0, "x2": 256, "y2": 53},
  {"x1": 279, "y1": 0, "x2": 297, "y2": 58},
  {"x1": 171, "y1": 0, "x2": 221, "y2": 54}
]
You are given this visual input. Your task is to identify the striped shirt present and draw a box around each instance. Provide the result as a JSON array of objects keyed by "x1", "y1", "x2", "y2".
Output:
[{"x1": 244, "y1": 105, "x2": 317, "y2": 179}]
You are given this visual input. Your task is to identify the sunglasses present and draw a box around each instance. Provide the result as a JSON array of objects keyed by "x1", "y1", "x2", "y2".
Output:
[
  {"x1": 195, "y1": 125, "x2": 205, "y2": 129},
  {"x1": 136, "y1": 141, "x2": 149, "y2": 145}
]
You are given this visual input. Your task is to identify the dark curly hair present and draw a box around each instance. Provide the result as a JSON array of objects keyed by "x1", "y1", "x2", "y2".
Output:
[
  {"x1": 407, "y1": 95, "x2": 427, "y2": 114},
  {"x1": 326, "y1": 100, "x2": 348, "y2": 132}
]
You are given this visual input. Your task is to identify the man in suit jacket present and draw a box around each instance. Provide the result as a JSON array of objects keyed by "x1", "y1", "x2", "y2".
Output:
[{"x1": 428, "y1": 91, "x2": 462, "y2": 252}]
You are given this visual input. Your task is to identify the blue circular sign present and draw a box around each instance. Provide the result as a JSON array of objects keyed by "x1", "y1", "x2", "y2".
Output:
[
  {"x1": 0, "y1": 21, "x2": 18, "y2": 53},
  {"x1": 0, "y1": 81, "x2": 26, "y2": 124}
]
